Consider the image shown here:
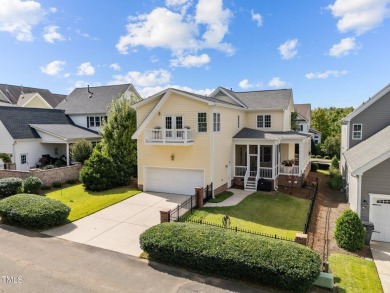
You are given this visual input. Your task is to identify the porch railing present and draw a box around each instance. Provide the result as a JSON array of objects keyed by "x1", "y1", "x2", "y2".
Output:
[
  {"x1": 235, "y1": 166, "x2": 246, "y2": 176},
  {"x1": 145, "y1": 128, "x2": 194, "y2": 144},
  {"x1": 244, "y1": 169, "x2": 249, "y2": 189},
  {"x1": 279, "y1": 165, "x2": 300, "y2": 175},
  {"x1": 258, "y1": 167, "x2": 272, "y2": 178}
]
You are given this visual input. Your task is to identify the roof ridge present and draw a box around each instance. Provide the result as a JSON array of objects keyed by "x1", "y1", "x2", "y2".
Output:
[{"x1": 74, "y1": 83, "x2": 131, "y2": 89}]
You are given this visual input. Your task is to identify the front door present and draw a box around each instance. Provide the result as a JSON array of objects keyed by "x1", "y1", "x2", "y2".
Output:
[
  {"x1": 249, "y1": 155, "x2": 257, "y2": 177},
  {"x1": 165, "y1": 116, "x2": 183, "y2": 139}
]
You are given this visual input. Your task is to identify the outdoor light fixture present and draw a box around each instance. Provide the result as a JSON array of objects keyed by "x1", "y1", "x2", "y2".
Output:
[
  {"x1": 170, "y1": 154, "x2": 175, "y2": 161},
  {"x1": 362, "y1": 199, "x2": 368, "y2": 209}
]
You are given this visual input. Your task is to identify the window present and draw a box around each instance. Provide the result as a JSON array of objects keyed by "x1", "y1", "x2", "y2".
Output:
[
  {"x1": 21, "y1": 154, "x2": 27, "y2": 164},
  {"x1": 87, "y1": 116, "x2": 107, "y2": 128},
  {"x1": 257, "y1": 115, "x2": 271, "y2": 128},
  {"x1": 237, "y1": 115, "x2": 240, "y2": 128},
  {"x1": 352, "y1": 124, "x2": 362, "y2": 140},
  {"x1": 299, "y1": 125, "x2": 304, "y2": 131},
  {"x1": 91, "y1": 141, "x2": 98, "y2": 148},
  {"x1": 213, "y1": 113, "x2": 221, "y2": 132},
  {"x1": 198, "y1": 113, "x2": 207, "y2": 132}
]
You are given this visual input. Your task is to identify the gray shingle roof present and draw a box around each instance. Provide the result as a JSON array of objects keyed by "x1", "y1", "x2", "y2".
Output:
[
  {"x1": 294, "y1": 104, "x2": 311, "y2": 121},
  {"x1": 343, "y1": 125, "x2": 390, "y2": 173},
  {"x1": 171, "y1": 88, "x2": 240, "y2": 107},
  {"x1": 56, "y1": 84, "x2": 132, "y2": 114},
  {"x1": 233, "y1": 128, "x2": 311, "y2": 140},
  {"x1": 234, "y1": 89, "x2": 292, "y2": 109},
  {"x1": 0, "y1": 84, "x2": 66, "y2": 108},
  {"x1": 30, "y1": 124, "x2": 100, "y2": 140},
  {"x1": 0, "y1": 106, "x2": 76, "y2": 139}
]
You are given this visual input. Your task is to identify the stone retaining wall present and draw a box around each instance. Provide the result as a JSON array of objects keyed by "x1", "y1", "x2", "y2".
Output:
[{"x1": 0, "y1": 163, "x2": 82, "y2": 186}]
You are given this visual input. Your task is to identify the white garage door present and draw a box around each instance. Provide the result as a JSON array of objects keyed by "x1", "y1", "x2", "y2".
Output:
[
  {"x1": 370, "y1": 194, "x2": 390, "y2": 242},
  {"x1": 145, "y1": 167, "x2": 204, "y2": 195}
]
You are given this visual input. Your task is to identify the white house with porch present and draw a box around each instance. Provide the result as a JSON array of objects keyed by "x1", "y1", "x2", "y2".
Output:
[{"x1": 132, "y1": 87, "x2": 312, "y2": 195}]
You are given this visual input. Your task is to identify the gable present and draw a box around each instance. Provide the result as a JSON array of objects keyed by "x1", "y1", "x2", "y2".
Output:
[
  {"x1": 212, "y1": 89, "x2": 245, "y2": 107},
  {"x1": 0, "y1": 90, "x2": 10, "y2": 103}
]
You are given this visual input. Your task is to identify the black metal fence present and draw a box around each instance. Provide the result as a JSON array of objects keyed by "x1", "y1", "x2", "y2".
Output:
[
  {"x1": 182, "y1": 218, "x2": 294, "y2": 242},
  {"x1": 170, "y1": 195, "x2": 197, "y2": 222},
  {"x1": 203, "y1": 183, "x2": 213, "y2": 203},
  {"x1": 303, "y1": 178, "x2": 319, "y2": 234}
]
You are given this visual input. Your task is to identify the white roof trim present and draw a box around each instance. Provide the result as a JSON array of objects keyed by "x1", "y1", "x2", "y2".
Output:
[
  {"x1": 0, "y1": 90, "x2": 11, "y2": 103},
  {"x1": 343, "y1": 82, "x2": 390, "y2": 122},
  {"x1": 30, "y1": 125, "x2": 67, "y2": 141},
  {"x1": 23, "y1": 93, "x2": 53, "y2": 109},
  {"x1": 352, "y1": 149, "x2": 390, "y2": 176},
  {"x1": 209, "y1": 87, "x2": 247, "y2": 108}
]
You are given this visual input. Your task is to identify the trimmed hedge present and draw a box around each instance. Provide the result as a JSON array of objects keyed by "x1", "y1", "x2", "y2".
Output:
[
  {"x1": 334, "y1": 209, "x2": 365, "y2": 252},
  {"x1": 0, "y1": 194, "x2": 70, "y2": 229},
  {"x1": 22, "y1": 176, "x2": 43, "y2": 194},
  {"x1": 311, "y1": 162, "x2": 319, "y2": 172},
  {"x1": 0, "y1": 177, "x2": 23, "y2": 197},
  {"x1": 140, "y1": 223, "x2": 321, "y2": 292}
]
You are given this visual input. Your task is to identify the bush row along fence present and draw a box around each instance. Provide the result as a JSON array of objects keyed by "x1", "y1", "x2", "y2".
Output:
[
  {"x1": 167, "y1": 183, "x2": 294, "y2": 243},
  {"x1": 303, "y1": 177, "x2": 319, "y2": 234}
]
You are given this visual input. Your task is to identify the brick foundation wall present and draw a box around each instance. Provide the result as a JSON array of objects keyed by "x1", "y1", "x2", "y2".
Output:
[
  {"x1": 233, "y1": 177, "x2": 244, "y2": 188},
  {"x1": 276, "y1": 175, "x2": 302, "y2": 187},
  {"x1": 0, "y1": 163, "x2": 82, "y2": 186},
  {"x1": 214, "y1": 182, "x2": 228, "y2": 195}
]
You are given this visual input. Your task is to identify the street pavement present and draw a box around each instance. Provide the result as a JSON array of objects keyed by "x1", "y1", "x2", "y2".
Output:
[{"x1": 0, "y1": 224, "x2": 268, "y2": 293}]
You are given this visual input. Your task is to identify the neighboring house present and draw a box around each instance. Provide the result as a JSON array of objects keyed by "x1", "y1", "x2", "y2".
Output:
[
  {"x1": 0, "y1": 106, "x2": 100, "y2": 171},
  {"x1": 341, "y1": 82, "x2": 390, "y2": 242},
  {"x1": 294, "y1": 103, "x2": 321, "y2": 144},
  {"x1": 56, "y1": 84, "x2": 141, "y2": 132},
  {"x1": 0, "y1": 83, "x2": 66, "y2": 108},
  {"x1": 131, "y1": 87, "x2": 312, "y2": 196}
]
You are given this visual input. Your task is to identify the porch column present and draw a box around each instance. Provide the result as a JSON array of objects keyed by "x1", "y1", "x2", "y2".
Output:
[
  {"x1": 272, "y1": 145, "x2": 276, "y2": 178},
  {"x1": 299, "y1": 142, "x2": 303, "y2": 174},
  {"x1": 66, "y1": 142, "x2": 70, "y2": 166},
  {"x1": 246, "y1": 145, "x2": 249, "y2": 173},
  {"x1": 257, "y1": 145, "x2": 260, "y2": 175}
]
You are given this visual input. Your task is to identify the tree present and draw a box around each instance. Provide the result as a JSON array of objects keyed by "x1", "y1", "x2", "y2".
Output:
[
  {"x1": 70, "y1": 139, "x2": 93, "y2": 164},
  {"x1": 291, "y1": 111, "x2": 298, "y2": 131},
  {"x1": 311, "y1": 108, "x2": 330, "y2": 141},
  {"x1": 320, "y1": 135, "x2": 341, "y2": 158}
]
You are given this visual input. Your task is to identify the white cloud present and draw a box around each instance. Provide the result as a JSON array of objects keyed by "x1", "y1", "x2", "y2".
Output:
[
  {"x1": 328, "y1": 0, "x2": 390, "y2": 35},
  {"x1": 43, "y1": 25, "x2": 65, "y2": 43},
  {"x1": 305, "y1": 70, "x2": 348, "y2": 79},
  {"x1": 0, "y1": 0, "x2": 45, "y2": 41},
  {"x1": 138, "y1": 85, "x2": 214, "y2": 98},
  {"x1": 278, "y1": 39, "x2": 298, "y2": 60},
  {"x1": 268, "y1": 77, "x2": 287, "y2": 87},
  {"x1": 77, "y1": 62, "x2": 95, "y2": 76},
  {"x1": 49, "y1": 7, "x2": 57, "y2": 13},
  {"x1": 75, "y1": 29, "x2": 98, "y2": 41},
  {"x1": 251, "y1": 10, "x2": 263, "y2": 27},
  {"x1": 165, "y1": 0, "x2": 192, "y2": 14},
  {"x1": 109, "y1": 63, "x2": 121, "y2": 71},
  {"x1": 63, "y1": 72, "x2": 70, "y2": 78},
  {"x1": 170, "y1": 53, "x2": 210, "y2": 67},
  {"x1": 239, "y1": 79, "x2": 262, "y2": 89},
  {"x1": 110, "y1": 69, "x2": 171, "y2": 87},
  {"x1": 116, "y1": 0, "x2": 234, "y2": 56},
  {"x1": 329, "y1": 37, "x2": 357, "y2": 57},
  {"x1": 151, "y1": 55, "x2": 159, "y2": 63},
  {"x1": 40, "y1": 60, "x2": 66, "y2": 76}
]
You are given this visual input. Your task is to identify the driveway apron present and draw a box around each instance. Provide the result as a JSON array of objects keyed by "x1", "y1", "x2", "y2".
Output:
[
  {"x1": 371, "y1": 241, "x2": 390, "y2": 293},
  {"x1": 44, "y1": 192, "x2": 189, "y2": 257}
]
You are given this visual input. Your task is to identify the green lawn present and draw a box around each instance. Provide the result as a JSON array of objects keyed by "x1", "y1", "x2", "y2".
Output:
[
  {"x1": 208, "y1": 191, "x2": 233, "y2": 203},
  {"x1": 187, "y1": 192, "x2": 310, "y2": 239},
  {"x1": 329, "y1": 254, "x2": 382, "y2": 293},
  {"x1": 45, "y1": 184, "x2": 140, "y2": 222}
]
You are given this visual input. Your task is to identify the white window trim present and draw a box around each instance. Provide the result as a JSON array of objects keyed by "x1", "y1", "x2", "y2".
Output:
[
  {"x1": 197, "y1": 112, "x2": 207, "y2": 133},
  {"x1": 352, "y1": 123, "x2": 362, "y2": 140},
  {"x1": 163, "y1": 115, "x2": 184, "y2": 129},
  {"x1": 237, "y1": 115, "x2": 240, "y2": 129},
  {"x1": 213, "y1": 113, "x2": 221, "y2": 133},
  {"x1": 256, "y1": 114, "x2": 271, "y2": 128},
  {"x1": 20, "y1": 153, "x2": 27, "y2": 165}
]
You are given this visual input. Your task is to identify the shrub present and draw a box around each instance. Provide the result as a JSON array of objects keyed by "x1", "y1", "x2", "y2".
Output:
[
  {"x1": 40, "y1": 185, "x2": 51, "y2": 190},
  {"x1": 0, "y1": 194, "x2": 70, "y2": 229},
  {"x1": 140, "y1": 223, "x2": 321, "y2": 292},
  {"x1": 315, "y1": 155, "x2": 322, "y2": 159},
  {"x1": 52, "y1": 181, "x2": 63, "y2": 188},
  {"x1": 318, "y1": 162, "x2": 330, "y2": 170},
  {"x1": 324, "y1": 155, "x2": 330, "y2": 160},
  {"x1": 22, "y1": 177, "x2": 43, "y2": 194},
  {"x1": 0, "y1": 153, "x2": 12, "y2": 163},
  {"x1": 54, "y1": 159, "x2": 66, "y2": 168},
  {"x1": 65, "y1": 179, "x2": 77, "y2": 185},
  {"x1": 44, "y1": 165, "x2": 54, "y2": 170},
  {"x1": 0, "y1": 177, "x2": 23, "y2": 197},
  {"x1": 310, "y1": 155, "x2": 315, "y2": 158},
  {"x1": 331, "y1": 156, "x2": 340, "y2": 169},
  {"x1": 80, "y1": 146, "x2": 117, "y2": 191},
  {"x1": 328, "y1": 167, "x2": 342, "y2": 190},
  {"x1": 70, "y1": 139, "x2": 93, "y2": 164},
  {"x1": 311, "y1": 163, "x2": 319, "y2": 172},
  {"x1": 334, "y1": 210, "x2": 365, "y2": 252}
]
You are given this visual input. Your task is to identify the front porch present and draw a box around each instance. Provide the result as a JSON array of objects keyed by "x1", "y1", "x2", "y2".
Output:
[{"x1": 234, "y1": 140, "x2": 311, "y2": 191}]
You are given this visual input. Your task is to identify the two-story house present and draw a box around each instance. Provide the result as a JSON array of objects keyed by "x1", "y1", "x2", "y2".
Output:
[
  {"x1": 341, "y1": 82, "x2": 390, "y2": 242},
  {"x1": 294, "y1": 103, "x2": 321, "y2": 144},
  {"x1": 56, "y1": 84, "x2": 141, "y2": 133},
  {"x1": 0, "y1": 83, "x2": 66, "y2": 109},
  {"x1": 131, "y1": 87, "x2": 312, "y2": 196}
]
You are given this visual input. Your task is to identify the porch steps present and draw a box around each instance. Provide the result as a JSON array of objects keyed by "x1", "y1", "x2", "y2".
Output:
[{"x1": 245, "y1": 177, "x2": 257, "y2": 191}]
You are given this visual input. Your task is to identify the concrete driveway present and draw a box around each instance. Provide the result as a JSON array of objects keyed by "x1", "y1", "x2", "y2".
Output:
[
  {"x1": 44, "y1": 192, "x2": 189, "y2": 257},
  {"x1": 371, "y1": 241, "x2": 390, "y2": 293}
]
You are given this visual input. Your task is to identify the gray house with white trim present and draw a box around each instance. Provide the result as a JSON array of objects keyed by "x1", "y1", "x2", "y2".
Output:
[{"x1": 341, "y1": 82, "x2": 390, "y2": 242}]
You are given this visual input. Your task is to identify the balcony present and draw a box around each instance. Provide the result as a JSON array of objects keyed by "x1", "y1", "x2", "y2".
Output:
[{"x1": 144, "y1": 128, "x2": 194, "y2": 145}]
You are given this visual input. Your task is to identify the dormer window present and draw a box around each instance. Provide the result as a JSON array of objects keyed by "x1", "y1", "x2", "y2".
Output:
[
  {"x1": 352, "y1": 124, "x2": 362, "y2": 140},
  {"x1": 257, "y1": 115, "x2": 271, "y2": 128}
]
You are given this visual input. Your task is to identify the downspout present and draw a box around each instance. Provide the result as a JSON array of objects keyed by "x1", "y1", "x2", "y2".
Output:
[
  {"x1": 210, "y1": 104, "x2": 215, "y2": 198},
  {"x1": 357, "y1": 174, "x2": 363, "y2": 217}
]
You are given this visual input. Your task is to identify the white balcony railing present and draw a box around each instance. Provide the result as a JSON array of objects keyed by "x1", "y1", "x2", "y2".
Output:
[
  {"x1": 145, "y1": 129, "x2": 194, "y2": 144},
  {"x1": 235, "y1": 166, "x2": 247, "y2": 176},
  {"x1": 259, "y1": 167, "x2": 273, "y2": 178}
]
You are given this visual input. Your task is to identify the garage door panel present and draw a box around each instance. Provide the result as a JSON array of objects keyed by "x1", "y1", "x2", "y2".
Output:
[
  {"x1": 145, "y1": 168, "x2": 204, "y2": 195},
  {"x1": 370, "y1": 196, "x2": 390, "y2": 242}
]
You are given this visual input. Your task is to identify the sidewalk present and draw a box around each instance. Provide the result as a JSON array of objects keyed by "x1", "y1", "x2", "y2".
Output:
[{"x1": 204, "y1": 189, "x2": 253, "y2": 207}]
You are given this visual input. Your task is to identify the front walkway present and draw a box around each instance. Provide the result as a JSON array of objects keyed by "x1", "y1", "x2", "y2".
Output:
[
  {"x1": 204, "y1": 189, "x2": 253, "y2": 207},
  {"x1": 44, "y1": 192, "x2": 189, "y2": 257},
  {"x1": 371, "y1": 241, "x2": 390, "y2": 293}
]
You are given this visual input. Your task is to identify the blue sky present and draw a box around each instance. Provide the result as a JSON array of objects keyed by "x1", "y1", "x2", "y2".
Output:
[{"x1": 1, "y1": 0, "x2": 390, "y2": 108}]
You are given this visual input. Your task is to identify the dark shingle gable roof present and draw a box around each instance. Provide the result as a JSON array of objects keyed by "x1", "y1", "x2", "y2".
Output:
[
  {"x1": 294, "y1": 104, "x2": 311, "y2": 121},
  {"x1": 0, "y1": 106, "x2": 73, "y2": 139},
  {"x1": 0, "y1": 84, "x2": 66, "y2": 108},
  {"x1": 56, "y1": 84, "x2": 133, "y2": 114},
  {"x1": 233, "y1": 128, "x2": 311, "y2": 139}
]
